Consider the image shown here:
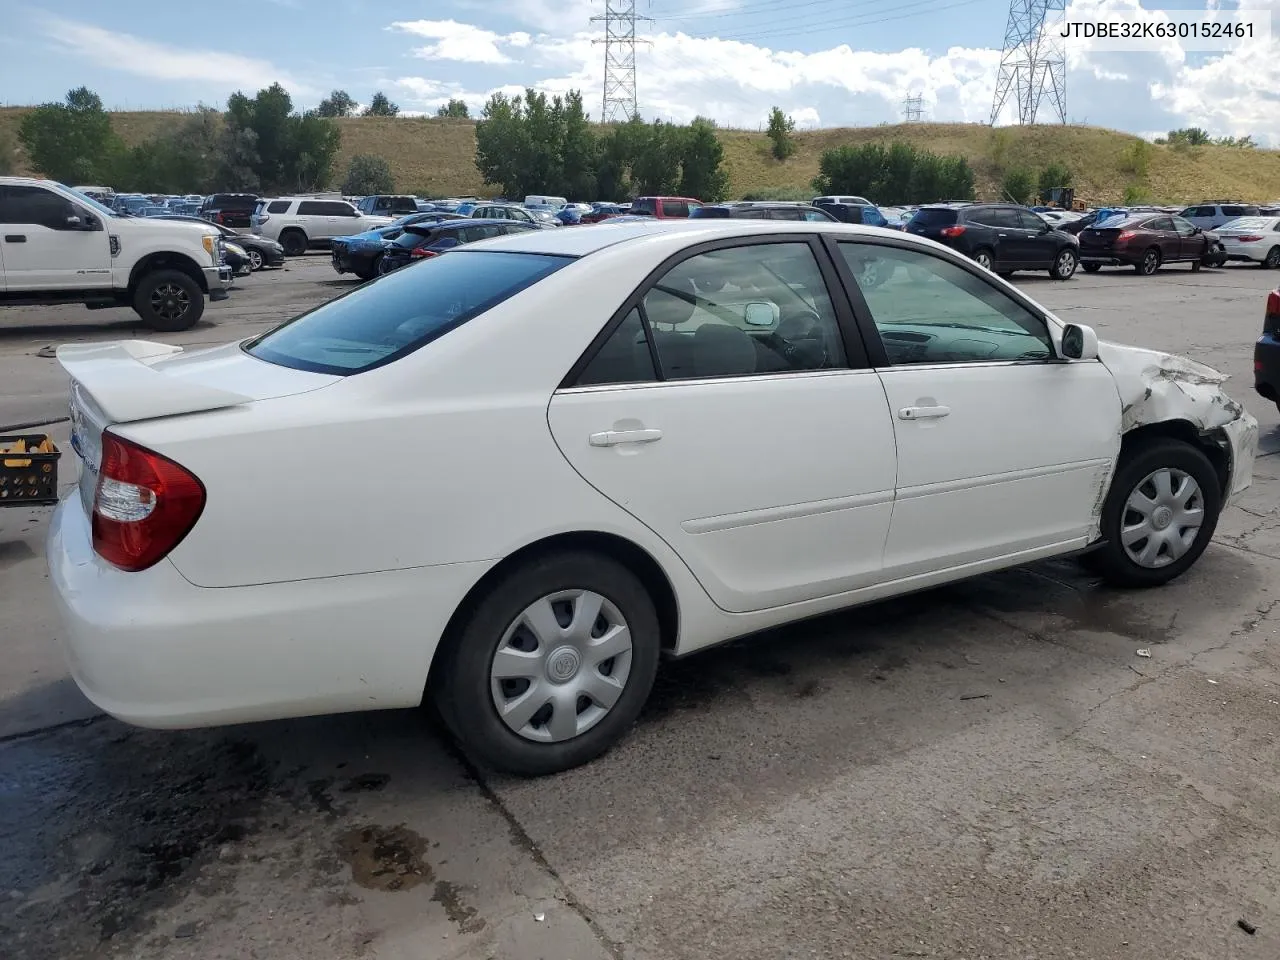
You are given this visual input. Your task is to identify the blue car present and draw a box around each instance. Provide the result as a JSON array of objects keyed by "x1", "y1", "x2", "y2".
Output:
[
  {"x1": 331, "y1": 212, "x2": 467, "y2": 280},
  {"x1": 378, "y1": 219, "x2": 538, "y2": 275}
]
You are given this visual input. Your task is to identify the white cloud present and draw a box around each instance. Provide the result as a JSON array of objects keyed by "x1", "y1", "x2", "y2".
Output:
[
  {"x1": 389, "y1": 19, "x2": 532, "y2": 64},
  {"x1": 39, "y1": 17, "x2": 313, "y2": 97}
]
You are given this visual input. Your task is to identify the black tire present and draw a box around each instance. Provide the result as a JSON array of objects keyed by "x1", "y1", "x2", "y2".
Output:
[
  {"x1": 1135, "y1": 247, "x2": 1161, "y2": 275},
  {"x1": 433, "y1": 551, "x2": 661, "y2": 776},
  {"x1": 1050, "y1": 247, "x2": 1078, "y2": 280},
  {"x1": 972, "y1": 248, "x2": 995, "y2": 271},
  {"x1": 246, "y1": 247, "x2": 264, "y2": 271},
  {"x1": 1263, "y1": 246, "x2": 1280, "y2": 269},
  {"x1": 279, "y1": 230, "x2": 307, "y2": 257},
  {"x1": 1190, "y1": 258, "x2": 1202, "y2": 272},
  {"x1": 1087, "y1": 438, "x2": 1222, "y2": 588},
  {"x1": 132, "y1": 269, "x2": 205, "y2": 332},
  {"x1": 1082, "y1": 262, "x2": 1102, "y2": 273},
  {"x1": 354, "y1": 253, "x2": 384, "y2": 282}
]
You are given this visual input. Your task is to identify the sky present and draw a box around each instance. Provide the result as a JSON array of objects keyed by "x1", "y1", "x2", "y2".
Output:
[{"x1": 1, "y1": 0, "x2": 1278, "y2": 143}]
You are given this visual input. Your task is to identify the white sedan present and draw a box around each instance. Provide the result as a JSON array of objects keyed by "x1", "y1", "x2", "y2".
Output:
[
  {"x1": 47, "y1": 220, "x2": 1258, "y2": 775},
  {"x1": 1214, "y1": 216, "x2": 1280, "y2": 268}
]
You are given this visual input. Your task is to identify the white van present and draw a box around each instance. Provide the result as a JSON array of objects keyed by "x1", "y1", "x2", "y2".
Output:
[{"x1": 524, "y1": 195, "x2": 568, "y2": 210}]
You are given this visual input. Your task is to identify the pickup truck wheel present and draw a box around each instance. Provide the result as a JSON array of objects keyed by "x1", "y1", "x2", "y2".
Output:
[
  {"x1": 1087, "y1": 438, "x2": 1221, "y2": 588},
  {"x1": 133, "y1": 270, "x2": 204, "y2": 332},
  {"x1": 280, "y1": 230, "x2": 307, "y2": 257}
]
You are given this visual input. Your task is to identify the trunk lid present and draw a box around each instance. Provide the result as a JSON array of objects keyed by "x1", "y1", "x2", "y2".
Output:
[
  {"x1": 60, "y1": 339, "x2": 340, "y2": 515},
  {"x1": 1079, "y1": 229, "x2": 1120, "y2": 253}
]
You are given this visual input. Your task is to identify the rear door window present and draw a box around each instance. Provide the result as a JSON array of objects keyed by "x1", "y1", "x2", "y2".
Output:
[
  {"x1": 244, "y1": 251, "x2": 574, "y2": 374},
  {"x1": 631, "y1": 198, "x2": 656, "y2": 215},
  {"x1": 1222, "y1": 205, "x2": 1246, "y2": 217},
  {"x1": 661, "y1": 200, "x2": 689, "y2": 217}
]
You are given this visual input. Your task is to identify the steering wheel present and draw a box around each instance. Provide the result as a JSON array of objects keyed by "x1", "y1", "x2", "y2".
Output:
[{"x1": 771, "y1": 308, "x2": 829, "y2": 367}]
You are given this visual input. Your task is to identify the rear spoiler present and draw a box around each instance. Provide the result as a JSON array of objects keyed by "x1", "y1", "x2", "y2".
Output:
[{"x1": 56, "y1": 340, "x2": 253, "y2": 424}]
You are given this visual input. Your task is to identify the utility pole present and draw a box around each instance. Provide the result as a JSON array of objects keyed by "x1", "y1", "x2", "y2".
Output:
[
  {"x1": 901, "y1": 94, "x2": 925, "y2": 122},
  {"x1": 591, "y1": 1, "x2": 652, "y2": 123},
  {"x1": 989, "y1": 0, "x2": 1067, "y2": 125}
]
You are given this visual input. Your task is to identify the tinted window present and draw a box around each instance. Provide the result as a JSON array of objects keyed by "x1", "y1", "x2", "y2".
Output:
[
  {"x1": 802, "y1": 208, "x2": 833, "y2": 222},
  {"x1": 642, "y1": 242, "x2": 846, "y2": 379},
  {"x1": 297, "y1": 201, "x2": 327, "y2": 216},
  {"x1": 909, "y1": 208, "x2": 958, "y2": 226},
  {"x1": 245, "y1": 251, "x2": 574, "y2": 375},
  {"x1": 838, "y1": 242, "x2": 1052, "y2": 365},
  {"x1": 1148, "y1": 217, "x2": 1175, "y2": 232},
  {"x1": 1016, "y1": 209, "x2": 1046, "y2": 230},
  {"x1": 1222, "y1": 205, "x2": 1246, "y2": 217},
  {"x1": 689, "y1": 206, "x2": 729, "y2": 218},
  {"x1": 267, "y1": 200, "x2": 292, "y2": 214},
  {"x1": 0, "y1": 185, "x2": 76, "y2": 228},
  {"x1": 767, "y1": 207, "x2": 803, "y2": 221},
  {"x1": 1172, "y1": 217, "x2": 1198, "y2": 236},
  {"x1": 392, "y1": 228, "x2": 436, "y2": 248},
  {"x1": 575, "y1": 309, "x2": 657, "y2": 386},
  {"x1": 631, "y1": 198, "x2": 656, "y2": 215},
  {"x1": 968, "y1": 207, "x2": 1013, "y2": 228},
  {"x1": 661, "y1": 200, "x2": 688, "y2": 217}
]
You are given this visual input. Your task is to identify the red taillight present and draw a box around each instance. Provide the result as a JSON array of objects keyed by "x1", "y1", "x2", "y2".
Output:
[
  {"x1": 1268, "y1": 290, "x2": 1280, "y2": 315},
  {"x1": 409, "y1": 247, "x2": 439, "y2": 259},
  {"x1": 1266, "y1": 290, "x2": 1280, "y2": 335},
  {"x1": 1116, "y1": 230, "x2": 1136, "y2": 241},
  {"x1": 1237, "y1": 235, "x2": 1263, "y2": 243},
  {"x1": 939, "y1": 225, "x2": 966, "y2": 237},
  {"x1": 91, "y1": 433, "x2": 206, "y2": 572}
]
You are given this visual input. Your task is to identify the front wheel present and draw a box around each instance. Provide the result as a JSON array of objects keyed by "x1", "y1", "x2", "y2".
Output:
[
  {"x1": 433, "y1": 552, "x2": 661, "y2": 776},
  {"x1": 132, "y1": 269, "x2": 205, "y2": 332},
  {"x1": 246, "y1": 248, "x2": 264, "y2": 271},
  {"x1": 1136, "y1": 248, "x2": 1161, "y2": 275},
  {"x1": 1050, "y1": 248, "x2": 1078, "y2": 280},
  {"x1": 1087, "y1": 438, "x2": 1222, "y2": 588}
]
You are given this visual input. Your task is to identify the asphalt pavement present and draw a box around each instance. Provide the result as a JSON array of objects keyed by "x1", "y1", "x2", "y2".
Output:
[{"x1": 2, "y1": 255, "x2": 1279, "y2": 960}]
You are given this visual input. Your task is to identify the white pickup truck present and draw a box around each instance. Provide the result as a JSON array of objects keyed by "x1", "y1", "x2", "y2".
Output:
[{"x1": 0, "y1": 178, "x2": 232, "y2": 332}]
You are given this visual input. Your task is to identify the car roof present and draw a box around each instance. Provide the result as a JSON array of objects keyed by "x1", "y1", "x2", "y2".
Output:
[
  {"x1": 453, "y1": 218, "x2": 922, "y2": 258},
  {"x1": 404, "y1": 218, "x2": 524, "y2": 233}
]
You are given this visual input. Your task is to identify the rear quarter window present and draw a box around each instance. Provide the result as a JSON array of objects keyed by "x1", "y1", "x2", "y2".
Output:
[
  {"x1": 267, "y1": 200, "x2": 292, "y2": 214},
  {"x1": 244, "y1": 251, "x2": 575, "y2": 374},
  {"x1": 909, "y1": 208, "x2": 959, "y2": 226}
]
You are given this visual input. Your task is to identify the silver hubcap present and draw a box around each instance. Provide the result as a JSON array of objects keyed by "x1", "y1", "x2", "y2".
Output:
[
  {"x1": 249, "y1": 250, "x2": 263, "y2": 269},
  {"x1": 976, "y1": 253, "x2": 992, "y2": 269},
  {"x1": 489, "y1": 589, "x2": 633, "y2": 743},
  {"x1": 1057, "y1": 251, "x2": 1075, "y2": 274},
  {"x1": 1121, "y1": 467, "x2": 1204, "y2": 568},
  {"x1": 1144, "y1": 252, "x2": 1157, "y2": 272}
]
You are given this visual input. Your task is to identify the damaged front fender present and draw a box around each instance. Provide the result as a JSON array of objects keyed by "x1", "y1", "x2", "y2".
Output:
[{"x1": 1098, "y1": 340, "x2": 1258, "y2": 502}]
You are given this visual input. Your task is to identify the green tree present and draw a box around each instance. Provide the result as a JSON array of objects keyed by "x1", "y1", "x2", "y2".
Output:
[
  {"x1": 18, "y1": 86, "x2": 124, "y2": 184},
  {"x1": 119, "y1": 108, "x2": 223, "y2": 193},
  {"x1": 475, "y1": 92, "x2": 528, "y2": 197},
  {"x1": 557, "y1": 90, "x2": 598, "y2": 198},
  {"x1": 679, "y1": 117, "x2": 729, "y2": 201},
  {"x1": 215, "y1": 125, "x2": 261, "y2": 192},
  {"x1": 1166, "y1": 126, "x2": 1211, "y2": 146},
  {"x1": 1037, "y1": 162, "x2": 1073, "y2": 203},
  {"x1": 631, "y1": 120, "x2": 682, "y2": 195},
  {"x1": 222, "y1": 84, "x2": 341, "y2": 192},
  {"x1": 436, "y1": 98, "x2": 470, "y2": 119},
  {"x1": 766, "y1": 106, "x2": 796, "y2": 161},
  {"x1": 811, "y1": 141, "x2": 972, "y2": 204},
  {"x1": 1119, "y1": 140, "x2": 1152, "y2": 178},
  {"x1": 1216, "y1": 134, "x2": 1256, "y2": 148},
  {"x1": 342, "y1": 154, "x2": 395, "y2": 195},
  {"x1": 363, "y1": 91, "x2": 400, "y2": 117},
  {"x1": 1122, "y1": 183, "x2": 1152, "y2": 205},
  {"x1": 316, "y1": 90, "x2": 357, "y2": 118},
  {"x1": 1001, "y1": 167, "x2": 1035, "y2": 204}
]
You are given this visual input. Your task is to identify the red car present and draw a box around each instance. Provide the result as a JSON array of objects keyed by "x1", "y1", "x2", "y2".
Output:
[
  {"x1": 629, "y1": 196, "x2": 703, "y2": 218},
  {"x1": 1256, "y1": 287, "x2": 1280, "y2": 413},
  {"x1": 1078, "y1": 212, "x2": 1211, "y2": 275}
]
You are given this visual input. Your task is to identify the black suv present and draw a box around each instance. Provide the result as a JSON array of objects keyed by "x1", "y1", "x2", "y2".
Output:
[
  {"x1": 906, "y1": 203, "x2": 1080, "y2": 279},
  {"x1": 689, "y1": 202, "x2": 836, "y2": 222},
  {"x1": 199, "y1": 193, "x2": 259, "y2": 229}
]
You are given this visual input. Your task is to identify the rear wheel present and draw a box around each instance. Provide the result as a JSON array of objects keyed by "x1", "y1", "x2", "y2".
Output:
[
  {"x1": 972, "y1": 248, "x2": 995, "y2": 271},
  {"x1": 1264, "y1": 246, "x2": 1280, "y2": 269},
  {"x1": 1082, "y1": 262, "x2": 1102, "y2": 273},
  {"x1": 1087, "y1": 438, "x2": 1221, "y2": 588},
  {"x1": 433, "y1": 551, "x2": 661, "y2": 776},
  {"x1": 132, "y1": 269, "x2": 205, "y2": 332},
  {"x1": 1136, "y1": 247, "x2": 1161, "y2": 275},
  {"x1": 1050, "y1": 247, "x2": 1078, "y2": 280},
  {"x1": 279, "y1": 230, "x2": 307, "y2": 257}
]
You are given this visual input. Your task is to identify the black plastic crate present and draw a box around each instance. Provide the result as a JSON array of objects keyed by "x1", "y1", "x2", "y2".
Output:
[{"x1": 0, "y1": 434, "x2": 61, "y2": 506}]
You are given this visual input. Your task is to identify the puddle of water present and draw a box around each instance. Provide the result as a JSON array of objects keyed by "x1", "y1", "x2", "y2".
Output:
[{"x1": 337, "y1": 824, "x2": 431, "y2": 892}]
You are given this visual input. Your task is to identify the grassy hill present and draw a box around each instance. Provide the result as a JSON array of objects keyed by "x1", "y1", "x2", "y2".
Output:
[{"x1": 3, "y1": 107, "x2": 1279, "y2": 204}]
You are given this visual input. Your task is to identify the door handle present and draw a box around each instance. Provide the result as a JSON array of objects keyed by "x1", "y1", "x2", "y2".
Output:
[
  {"x1": 4, "y1": 235, "x2": 25, "y2": 243},
  {"x1": 898, "y1": 405, "x2": 951, "y2": 421},
  {"x1": 590, "y1": 428, "x2": 662, "y2": 447},
  {"x1": 997, "y1": 233, "x2": 1008, "y2": 237}
]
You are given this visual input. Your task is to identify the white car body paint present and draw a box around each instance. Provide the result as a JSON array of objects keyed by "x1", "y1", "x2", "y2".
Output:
[{"x1": 45, "y1": 219, "x2": 1259, "y2": 730}]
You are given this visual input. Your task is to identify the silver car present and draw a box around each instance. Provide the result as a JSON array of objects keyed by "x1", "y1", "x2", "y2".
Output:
[{"x1": 1213, "y1": 216, "x2": 1280, "y2": 268}]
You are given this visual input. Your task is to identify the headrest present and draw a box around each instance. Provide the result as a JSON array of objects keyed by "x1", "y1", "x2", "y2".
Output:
[{"x1": 692, "y1": 323, "x2": 757, "y2": 378}]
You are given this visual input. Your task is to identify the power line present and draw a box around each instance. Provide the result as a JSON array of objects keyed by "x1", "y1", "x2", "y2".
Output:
[
  {"x1": 691, "y1": 0, "x2": 990, "y2": 45},
  {"x1": 990, "y1": 0, "x2": 1067, "y2": 124},
  {"x1": 591, "y1": 1, "x2": 653, "y2": 123}
]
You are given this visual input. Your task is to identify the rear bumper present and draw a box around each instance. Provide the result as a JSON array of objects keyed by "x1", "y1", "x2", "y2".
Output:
[
  {"x1": 1256, "y1": 332, "x2": 1280, "y2": 401},
  {"x1": 46, "y1": 494, "x2": 491, "y2": 728},
  {"x1": 1223, "y1": 242, "x2": 1270, "y2": 262},
  {"x1": 1079, "y1": 253, "x2": 1129, "y2": 266}
]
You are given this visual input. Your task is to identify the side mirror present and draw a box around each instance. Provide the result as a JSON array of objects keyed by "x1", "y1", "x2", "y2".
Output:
[
  {"x1": 1060, "y1": 323, "x2": 1099, "y2": 361},
  {"x1": 64, "y1": 214, "x2": 84, "y2": 229},
  {"x1": 743, "y1": 301, "x2": 777, "y2": 326}
]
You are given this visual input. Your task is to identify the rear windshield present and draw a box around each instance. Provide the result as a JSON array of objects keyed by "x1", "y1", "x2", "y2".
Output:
[
  {"x1": 1094, "y1": 215, "x2": 1132, "y2": 228},
  {"x1": 908, "y1": 208, "x2": 958, "y2": 226},
  {"x1": 244, "y1": 251, "x2": 573, "y2": 375},
  {"x1": 1223, "y1": 217, "x2": 1269, "y2": 230}
]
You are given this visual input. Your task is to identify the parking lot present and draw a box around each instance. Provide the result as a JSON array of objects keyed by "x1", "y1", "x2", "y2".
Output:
[{"x1": 3, "y1": 254, "x2": 1279, "y2": 960}]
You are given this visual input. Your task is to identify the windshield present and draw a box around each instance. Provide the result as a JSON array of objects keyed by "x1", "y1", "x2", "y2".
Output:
[
  {"x1": 244, "y1": 250, "x2": 574, "y2": 375},
  {"x1": 63, "y1": 185, "x2": 119, "y2": 218}
]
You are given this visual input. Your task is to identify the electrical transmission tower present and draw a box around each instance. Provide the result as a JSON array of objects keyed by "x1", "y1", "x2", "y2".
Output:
[
  {"x1": 901, "y1": 94, "x2": 925, "y2": 122},
  {"x1": 989, "y1": 0, "x2": 1067, "y2": 125},
  {"x1": 591, "y1": 1, "x2": 652, "y2": 123}
]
